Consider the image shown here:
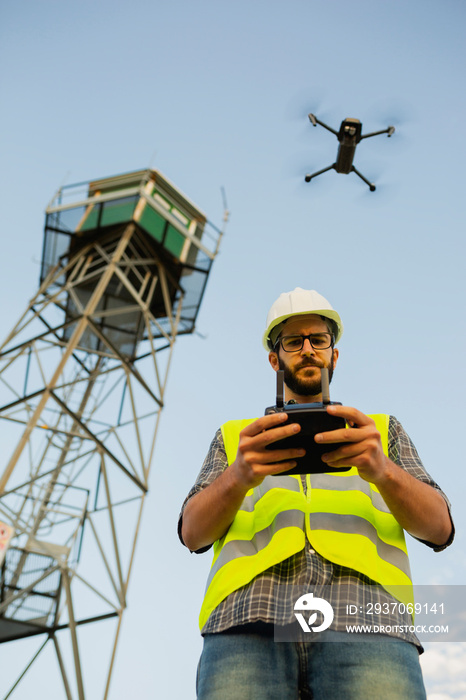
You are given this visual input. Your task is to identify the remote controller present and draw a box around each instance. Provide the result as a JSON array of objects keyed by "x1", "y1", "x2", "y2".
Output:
[{"x1": 264, "y1": 368, "x2": 350, "y2": 474}]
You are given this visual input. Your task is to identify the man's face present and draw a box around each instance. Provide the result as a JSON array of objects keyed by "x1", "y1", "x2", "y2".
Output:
[{"x1": 268, "y1": 314, "x2": 339, "y2": 401}]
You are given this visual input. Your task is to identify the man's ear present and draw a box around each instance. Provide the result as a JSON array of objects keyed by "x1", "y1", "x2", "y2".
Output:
[
  {"x1": 332, "y1": 347, "x2": 339, "y2": 370},
  {"x1": 268, "y1": 351, "x2": 279, "y2": 372}
]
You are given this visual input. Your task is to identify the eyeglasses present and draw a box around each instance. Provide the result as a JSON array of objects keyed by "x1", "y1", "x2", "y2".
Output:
[{"x1": 276, "y1": 333, "x2": 334, "y2": 353}]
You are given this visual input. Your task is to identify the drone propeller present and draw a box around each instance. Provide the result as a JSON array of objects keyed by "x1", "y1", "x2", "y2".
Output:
[
  {"x1": 366, "y1": 97, "x2": 416, "y2": 147},
  {"x1": 285, "y1": 86, "x2": 332, "y2": 124},
  {"x1": 369, "y1": 96, "x2": 414, "y2": 126}
]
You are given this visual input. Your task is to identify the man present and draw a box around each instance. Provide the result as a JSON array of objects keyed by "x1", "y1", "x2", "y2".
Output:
[{"x1": 179, "y1": 288, "x2": 453, "y2": 699}]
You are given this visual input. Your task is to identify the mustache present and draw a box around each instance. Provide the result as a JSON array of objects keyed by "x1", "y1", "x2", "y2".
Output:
[{"x1": 296, "y1": 359, "x2": 324, "y2": 370}]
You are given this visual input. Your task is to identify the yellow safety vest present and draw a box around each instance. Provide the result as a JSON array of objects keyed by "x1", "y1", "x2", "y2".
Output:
[{"x1": 199, "y1": 414, "x2": 413, "y2": 631}]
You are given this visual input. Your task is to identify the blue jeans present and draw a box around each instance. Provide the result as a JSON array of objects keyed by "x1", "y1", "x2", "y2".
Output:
[{"x1": 196, "y1": 630, "x2": 426, "y2": 699}]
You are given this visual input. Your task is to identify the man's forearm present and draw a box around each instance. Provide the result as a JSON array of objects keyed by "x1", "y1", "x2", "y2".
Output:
[
  {"x1": 375, "y1": 457, "x2": 452, "y2": 546},
  {"x1": 319, "y1": 406, "x2": 452, "y2": 546},
  {"x1": 182, "y1": 413, "x2": 306, "y2": 551},
  {"x1": 181, "y1": 466, "x2": 250, "y2": 552}
]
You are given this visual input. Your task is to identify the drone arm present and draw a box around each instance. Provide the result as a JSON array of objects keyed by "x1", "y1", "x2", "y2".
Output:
[
  {"x1": 305, "y1": 164, "x2": 336, "y2": 183},
  {"x1": 308, "y1": 113, "x2": 339, "y2": 136},
  {"x1": 360, "y1": 126, "x2": 395, "y2": 140},
  {"x1": 351, "y1": 165, "x2": 376, "y2": 192}
]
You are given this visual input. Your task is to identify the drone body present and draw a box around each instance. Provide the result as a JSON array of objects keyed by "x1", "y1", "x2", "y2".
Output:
[{"x1": 305, "y1": 114, "x2": 395, "y2": 191}]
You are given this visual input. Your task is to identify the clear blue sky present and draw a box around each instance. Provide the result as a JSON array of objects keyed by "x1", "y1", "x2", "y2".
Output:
[{"x1": 1, "y1": 1, "x2": 465, "y2": 698}]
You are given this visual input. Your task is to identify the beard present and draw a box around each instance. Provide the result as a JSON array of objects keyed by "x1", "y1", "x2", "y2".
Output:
[{"x1": 278, "y1": 352, "x2": 334, "y2": 399}]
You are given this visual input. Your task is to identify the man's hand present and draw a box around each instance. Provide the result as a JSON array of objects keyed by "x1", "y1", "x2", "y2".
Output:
[
  {"x1": 232, "y1": 412, "x2": 305, "y2": 488},
  {"x1": 314, "y1": 405, "x2": 390, "y2": 485},
  {"x1": 314, "y1": 405, "x2": 452, "y2": 546}
]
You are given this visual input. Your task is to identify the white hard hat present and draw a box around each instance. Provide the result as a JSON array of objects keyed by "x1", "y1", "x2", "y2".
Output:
[{"x1": 262, "y1": 287, "x2": 343, "y2": 350}]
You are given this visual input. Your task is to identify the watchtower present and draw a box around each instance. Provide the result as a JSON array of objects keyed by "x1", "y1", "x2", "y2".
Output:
[{"x1": 0, "y1": 169, "x2": 222, "y2": 698}]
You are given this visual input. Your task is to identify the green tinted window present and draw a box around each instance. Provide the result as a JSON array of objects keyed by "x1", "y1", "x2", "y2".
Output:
[
  {"x1": 139, "y1": 206, "x2": 166, "y2": 242},
  {"x1": 165, "y1": 224, "x2": 185, "y2": 258},
  {"x1": 100, "y1": 197, "x2": 137, "y2": 227}
]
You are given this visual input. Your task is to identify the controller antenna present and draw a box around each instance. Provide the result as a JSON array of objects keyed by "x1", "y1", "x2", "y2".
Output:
[
  {"x1": 277, "y1": 370, "x2": 284, "y2": 408},
  {"x1": 321, "y1": 368, "x2": 330, "y2": 405}
]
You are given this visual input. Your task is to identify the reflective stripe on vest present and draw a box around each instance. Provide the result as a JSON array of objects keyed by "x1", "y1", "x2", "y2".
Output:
[{"x1": 199, "y1": 414, "x2": 413, "y2": 630}]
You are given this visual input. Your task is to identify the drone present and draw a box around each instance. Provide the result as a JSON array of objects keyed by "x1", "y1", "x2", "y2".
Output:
[{"x1": 304, "y1": 114, "x2": 395, "y2": 191}]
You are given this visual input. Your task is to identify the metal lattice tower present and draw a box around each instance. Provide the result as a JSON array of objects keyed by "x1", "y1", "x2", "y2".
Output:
[{"x1": 0, "y1": 169, "x2": 222, "y2": 699}]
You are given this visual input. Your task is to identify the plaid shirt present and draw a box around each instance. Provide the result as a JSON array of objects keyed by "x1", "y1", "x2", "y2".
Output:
[{"x1": 179, "y1": 416, "x2": 453, "y2": 647}]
